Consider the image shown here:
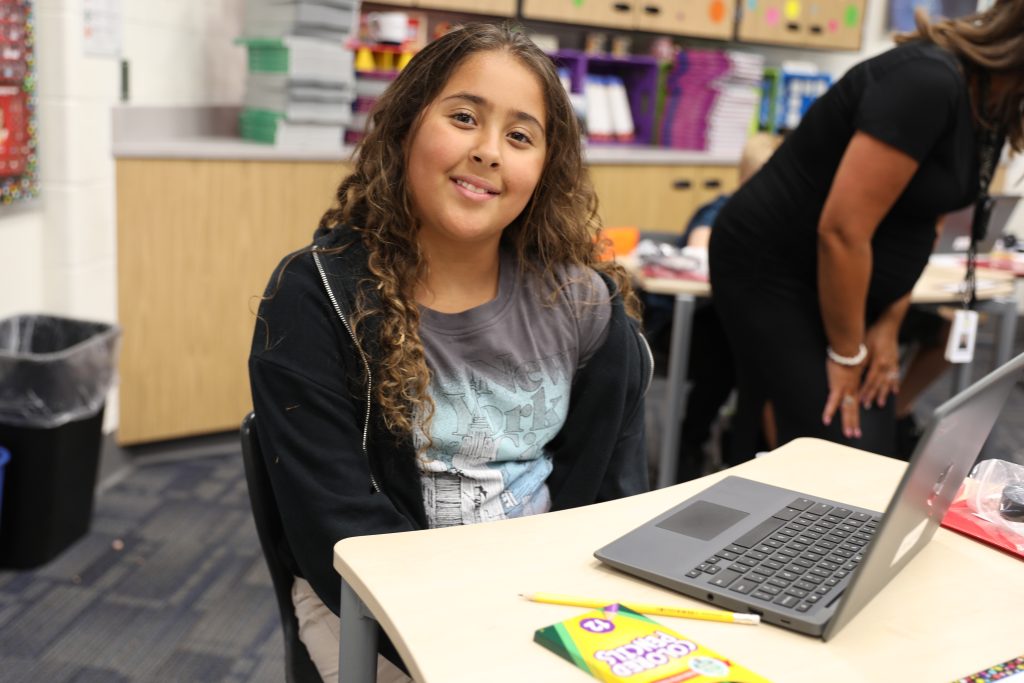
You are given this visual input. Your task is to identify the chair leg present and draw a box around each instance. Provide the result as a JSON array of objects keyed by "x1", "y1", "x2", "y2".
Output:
[{"x1": 339, "y1": 579, "x2": 379, "y2": 683}]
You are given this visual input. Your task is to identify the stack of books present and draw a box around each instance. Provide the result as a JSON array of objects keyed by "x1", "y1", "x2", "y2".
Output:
[
  {"x1": 775, "y1": 62, "x2": 831, "y2": 132},
  {"x1": 584, "y1": 75, "x2": 635, "y2": 144},
  {"x1": 243, "y1": 0, "x2": 358, "y2": 41},
  {"x1": 706, "y1": 51, "x2": 764, "y2": 156},
  {"x1": 659, "y1": 49, "x2": 764, "y2": 155},
  {"x1": 238, "y1": 1, "x2": 360, "y2": 148}
]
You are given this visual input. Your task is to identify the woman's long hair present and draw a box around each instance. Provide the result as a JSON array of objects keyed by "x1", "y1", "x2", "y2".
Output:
[
  {"x1": 896, "y1": 0, "x2": 1024, "y2": 151},
  {"x1": 319, "y1": 22, "x2": 640, "y2": 440}
]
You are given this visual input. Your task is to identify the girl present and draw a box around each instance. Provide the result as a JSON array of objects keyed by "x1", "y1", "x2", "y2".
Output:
[{"x1": 249, "y1": 23, "x2": 653, "y2": 680}]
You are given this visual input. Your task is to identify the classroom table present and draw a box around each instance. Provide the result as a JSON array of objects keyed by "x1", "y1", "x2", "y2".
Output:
[
  {"x1": 622, "y1": 255, "x2": 1019, "y2": 487},
  {"x1": 333, "y1": 438, "x2": 1024, "y2": 683}
]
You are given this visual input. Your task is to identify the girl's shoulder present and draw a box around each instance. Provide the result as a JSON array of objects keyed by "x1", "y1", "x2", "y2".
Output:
[{"x1": 522, "y1": 257, "x2": 612, "y2": 311}]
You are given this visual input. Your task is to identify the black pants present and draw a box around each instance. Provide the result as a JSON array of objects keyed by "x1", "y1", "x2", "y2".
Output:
[
  {"x1": 678, "y1": 304, "x2": 735, "y2": 480},
  {"x1": 709, "y1": 233, "x2": 896, "y2": 464}
]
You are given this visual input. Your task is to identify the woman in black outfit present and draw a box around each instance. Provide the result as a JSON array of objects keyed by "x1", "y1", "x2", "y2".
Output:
[{"x1": 709, "y1": 0, "x2": 1024, "y2": 462}]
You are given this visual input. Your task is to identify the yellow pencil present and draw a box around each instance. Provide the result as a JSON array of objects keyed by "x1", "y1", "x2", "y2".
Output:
[{"x1": 521, "y1": 592, "x2": 760, "y2": 625}]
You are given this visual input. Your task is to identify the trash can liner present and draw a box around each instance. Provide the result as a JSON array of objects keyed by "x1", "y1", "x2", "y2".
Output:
[{"x1": 0, "y1": 314, "x2": 121, "y2": 429}]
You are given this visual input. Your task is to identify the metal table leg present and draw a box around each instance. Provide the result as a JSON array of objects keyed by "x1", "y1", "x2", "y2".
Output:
[
  {"x1": 953, "y1": 357, "x2": 972, "y2": 395},
  {"x1": 339, "y1": 579, "x2": 379, "y2": 683},
  {"x1": 991, "y1": 297, "x2": 1019, "y2": 368},
  {"x1": 656, "y1": 293, "x2": 696, "y2": 489}
]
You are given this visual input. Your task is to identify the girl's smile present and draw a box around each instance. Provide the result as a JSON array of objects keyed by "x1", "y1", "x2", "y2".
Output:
[
  {"x1": 406, "y1": 49, "x2": 547, "y2": 253},
  {"x1": 451, "y1": 174, "x2": 500, "y2": 200}
]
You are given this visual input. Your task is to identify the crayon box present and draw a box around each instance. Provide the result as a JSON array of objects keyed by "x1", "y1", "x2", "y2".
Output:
[{"x1": 534, "y1": 603, "x2": 771, "y2": 682}]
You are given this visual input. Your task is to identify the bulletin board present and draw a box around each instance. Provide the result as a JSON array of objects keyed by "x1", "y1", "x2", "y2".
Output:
[{"x1": 0, "y1": 0, "x2": 36, "y2": 206}]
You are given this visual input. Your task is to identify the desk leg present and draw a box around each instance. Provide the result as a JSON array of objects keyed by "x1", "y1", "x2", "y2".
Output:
[
  {"x1": 992, "y1": 297, "x2": 1018, "y2": 369},
  {"x1": 953, "y1": 359, "x2": 971, "y2": 395},
  {"x1": 339, "y1": 578, "x2": 378, "y2": 683},
  {"x1": 656, "y1": 293, "x2": 696, "y2": 489}
]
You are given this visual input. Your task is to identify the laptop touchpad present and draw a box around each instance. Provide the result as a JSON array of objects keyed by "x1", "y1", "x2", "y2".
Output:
[{"x1": 656, "y1": 500, "x2": 749, "y2": 540}]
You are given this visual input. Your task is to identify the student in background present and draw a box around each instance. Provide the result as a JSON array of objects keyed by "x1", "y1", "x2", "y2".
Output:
[
  {"x1": 249, "y1": 23, "x2": 652, "y2": 681},
  {"x1": 708, "y1": 1, "x2": 1024, "y2": 463},
  {"x1": 675, "y1": 133, "x2": 782, "y2": 480}
]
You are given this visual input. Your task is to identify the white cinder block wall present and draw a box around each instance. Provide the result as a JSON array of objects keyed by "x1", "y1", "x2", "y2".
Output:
[
  {"x1": 35, "y1": 1, "x2": 118, "y2": 324},
  {"x1": 120, "y1": 0, "x2": 245, "y2": 106},
  {"x1": 3, "y1": 0, "x2": 244, "y2": 433}
]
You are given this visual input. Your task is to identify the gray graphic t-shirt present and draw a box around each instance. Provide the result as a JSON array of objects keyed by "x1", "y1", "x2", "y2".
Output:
[{"x1": 416, "y1": 251, "x2": 611, "y2": 528}]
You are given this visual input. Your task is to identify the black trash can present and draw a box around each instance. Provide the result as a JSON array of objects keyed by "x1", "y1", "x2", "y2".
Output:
[{"x1": 0, "y1": 314, "x2": 120, "y2": 569}]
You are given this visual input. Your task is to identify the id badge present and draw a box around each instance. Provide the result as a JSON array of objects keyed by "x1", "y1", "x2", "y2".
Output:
[{"x1": 944, "y1": 309, "x2": 979, "y2": 364}]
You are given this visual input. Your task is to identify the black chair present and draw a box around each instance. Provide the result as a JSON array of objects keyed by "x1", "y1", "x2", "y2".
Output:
[{"x1": 241, "y1": 412, "x2": 323, "y2": 683}]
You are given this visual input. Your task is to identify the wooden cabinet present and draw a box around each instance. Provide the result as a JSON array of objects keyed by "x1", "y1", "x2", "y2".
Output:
[
  {"x1": 696, "y1": 165, "x2": 740, "y2": 207},
  {"x1": 521, "y1": 0, "x2": 633, "y2": 30},
  {"x1": 737, "y1": 0, "x2": 865, "y2": 50},
  {"x1": 415, "y1": 0, "x2": 516, "y2": 14},
  {"x1": 522, "y1": 0, "x2": 732, "y2": 39},
  {"x1": 634, "y1": 0, "x2": 735, "y2": 40},
  {"x1": 589, "y1": 163, "x2": 739, "y2": 234},
  {"x1": 115, "y1": 159, "x2": 351, "y2": 445}
]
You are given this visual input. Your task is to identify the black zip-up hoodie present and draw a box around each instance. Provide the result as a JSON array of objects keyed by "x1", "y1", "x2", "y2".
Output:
[{"x1": 249, "y1": 225, "x2": 652, "y2": 616}]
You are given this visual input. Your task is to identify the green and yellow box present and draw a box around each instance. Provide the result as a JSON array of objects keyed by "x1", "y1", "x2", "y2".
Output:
[{"x1": 534, "y1": 604, "x2": 771, "y2": 682}]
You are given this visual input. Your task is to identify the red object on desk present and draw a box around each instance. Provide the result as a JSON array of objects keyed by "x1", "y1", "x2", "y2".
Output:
[
  {"x1": 941, "y1": 499, "x2": 1024, "y2": 560},
  {"x1": 974, "y1": 257, "x2": 1024, "y2": 277},
  {"x1": 641, "y1": 263, "x2": 709, "y2": 282}
]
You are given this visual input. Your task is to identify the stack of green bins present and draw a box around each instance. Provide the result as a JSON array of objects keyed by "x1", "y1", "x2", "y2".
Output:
[
  {"x1": 236, "y1": 1, "x2": 358, "y2": 148},
  {"x1": 239, "y1": 107, "x2": 283, "y2": 145}
]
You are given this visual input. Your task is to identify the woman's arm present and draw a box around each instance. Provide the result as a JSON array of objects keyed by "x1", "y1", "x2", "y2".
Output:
[
  {"x1": 817, "y1": 131, "x2": 919, "y2": 437},
  {"x1": 860, "y1": 291, "x2": 911, "y2": 408}
]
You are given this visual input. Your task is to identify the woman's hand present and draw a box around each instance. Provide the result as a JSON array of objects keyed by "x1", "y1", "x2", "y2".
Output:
[
  {"x1": 822, "y1": 359, "x2": 865, "y2": 439},
  {"x1": 860, "y1": 322, "x2": 901, "y2": 409}
]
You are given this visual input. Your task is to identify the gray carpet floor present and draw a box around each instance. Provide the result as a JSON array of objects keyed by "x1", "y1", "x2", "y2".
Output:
[{"x1": 0, "y1": 454, "x2": 285, "y2": 683}]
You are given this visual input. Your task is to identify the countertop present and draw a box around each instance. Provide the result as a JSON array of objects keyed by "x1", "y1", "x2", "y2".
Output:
[
  {"x1": 112, "y1": 106, "x2": 741, "y2": 165},
  {"x1": 112, "y1": 135, "x2": 741, "y2": 165}
]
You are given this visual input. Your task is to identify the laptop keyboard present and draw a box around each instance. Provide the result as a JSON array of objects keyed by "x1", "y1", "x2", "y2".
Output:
[{"x1": 685, "y1": 497, "x2": 880, "y2": 613}]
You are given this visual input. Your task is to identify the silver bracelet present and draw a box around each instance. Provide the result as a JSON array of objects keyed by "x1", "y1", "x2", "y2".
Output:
[{"x1": 827, "y1": 343, "x2": 867, "y2": 366}]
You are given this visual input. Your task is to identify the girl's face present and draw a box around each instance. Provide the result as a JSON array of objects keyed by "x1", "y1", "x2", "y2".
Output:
[{"x1": 406, "y1": 50, "x2": 547, "y2": 254}]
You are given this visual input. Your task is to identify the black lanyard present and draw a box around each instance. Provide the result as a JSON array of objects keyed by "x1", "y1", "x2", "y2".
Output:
[{"x1": 964, "y1": 75, "x2": 1005, "y2": 310}]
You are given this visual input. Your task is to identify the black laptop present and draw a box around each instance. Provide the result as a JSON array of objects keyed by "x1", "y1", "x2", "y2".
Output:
[
  {"x1": 595, "y1": 352, "x2": 1024, "y2": 640},
  {"x1": 934, "y1": 194, "x2": 1020, "y2": 255}
]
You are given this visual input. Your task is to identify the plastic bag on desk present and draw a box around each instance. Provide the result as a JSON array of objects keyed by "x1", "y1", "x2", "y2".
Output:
[
  {"x1": 964, "y1": 459, "x2": 1024, "y2": 552},
  {"x1": 635, "y1": 240, "x2": 707, "y2": 281}
]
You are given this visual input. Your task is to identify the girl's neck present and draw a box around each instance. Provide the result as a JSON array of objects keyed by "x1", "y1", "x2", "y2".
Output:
[{"x1": 415, "y1": 239, "x2": 503, "y2": 313}]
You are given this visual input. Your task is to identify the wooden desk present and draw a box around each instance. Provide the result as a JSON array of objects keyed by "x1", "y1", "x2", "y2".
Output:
[
  {"x1": 333, "y1": 438, "x2": 1024, "y2": 683},
  {"x1": 622, "y1": 256, "x2": 1018, "y2": 487}
]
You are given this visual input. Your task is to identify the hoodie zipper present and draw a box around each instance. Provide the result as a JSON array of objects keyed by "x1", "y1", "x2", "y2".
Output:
[
  {"x1": 312, "y1": 250, "x2": 381, "y2": 494},
  {"x1": 637, "y1": 329, "x2": 655, "y2": 396}
]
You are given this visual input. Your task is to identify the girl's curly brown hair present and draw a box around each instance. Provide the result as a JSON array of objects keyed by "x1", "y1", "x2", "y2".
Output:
[
  {"x1": 318, "y1": 22, "x2": 640, "y2": 440},
  {"x1": 896, "y1": 0, "x2": 1024, "y2": 151}
]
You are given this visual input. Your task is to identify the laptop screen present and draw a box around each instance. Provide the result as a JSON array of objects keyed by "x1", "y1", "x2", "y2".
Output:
[
  {"x1": 933, "y1": 195, "x2": 1020, "y2": 255},
  {"x1": 823, "y1": 351, "x2": 1024, "y2": 639}
]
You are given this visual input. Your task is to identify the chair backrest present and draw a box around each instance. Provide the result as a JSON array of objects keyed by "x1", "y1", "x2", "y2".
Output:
[{"x1": 240, "y1": 412, "x2": 322, "y2": 683}]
